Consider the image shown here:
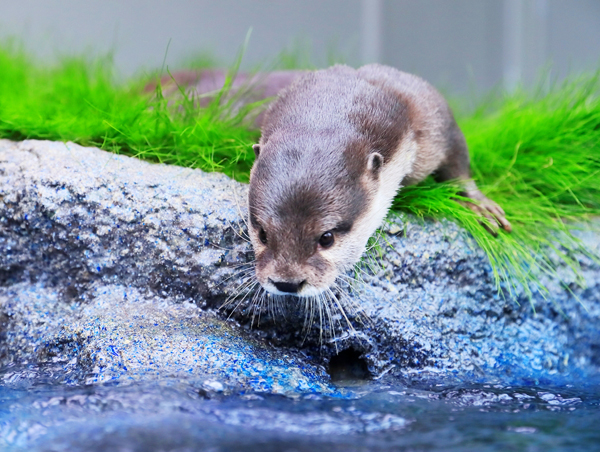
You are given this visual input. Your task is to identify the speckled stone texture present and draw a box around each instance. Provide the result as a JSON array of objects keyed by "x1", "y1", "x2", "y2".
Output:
[
  {"x1": 0, "y1": 139, "x2": 330, "y2": 394},
  {"x1": 1, "y1": 139, "x2": 599, "y2": 388}
]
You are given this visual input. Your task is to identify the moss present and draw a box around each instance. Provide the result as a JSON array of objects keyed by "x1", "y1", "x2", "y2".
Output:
[{"x1": 1, "y1": 42, "x2": 599, "y2": 301}]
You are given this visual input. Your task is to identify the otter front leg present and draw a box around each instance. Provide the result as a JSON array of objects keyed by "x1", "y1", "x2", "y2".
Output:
[
  {"x1": 456, "y1": 179, "x2": 512, "y2": 233},
  {"x1": 435, "y1": 125, "x2": 512, "y2": 233}
]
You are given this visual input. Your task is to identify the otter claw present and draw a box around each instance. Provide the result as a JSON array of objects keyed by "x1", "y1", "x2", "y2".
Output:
[{"x1": 460, "y1": 191, "x2": 512, "y2": 234}]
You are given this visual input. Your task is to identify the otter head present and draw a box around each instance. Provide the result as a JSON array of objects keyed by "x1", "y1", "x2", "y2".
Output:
[{"x1": 247, "y1": 134, "x2": 385, "y2": 297}]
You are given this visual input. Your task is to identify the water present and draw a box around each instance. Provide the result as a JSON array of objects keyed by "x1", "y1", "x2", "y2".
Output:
[{"x1": 2, "y1": 364, "x2": 599, "y2": 451}]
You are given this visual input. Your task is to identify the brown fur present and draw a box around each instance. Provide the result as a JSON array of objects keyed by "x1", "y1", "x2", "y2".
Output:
[
  {"x1": 249, "y1": 64, "x2": 511, "y2": 296},
  {"x1": 151, "y1": 64, "x2": 511, "y2": 296},
  {"x1": 144, "y1": 69, "x2": 304, "y2": 127}
]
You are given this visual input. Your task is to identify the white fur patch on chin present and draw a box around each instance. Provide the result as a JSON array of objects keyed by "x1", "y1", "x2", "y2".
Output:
[
  {"x1": 297, "y1": 284, "x2": 327, "y2": 298},
  {"x1": 262, "y1": 281, "x2": 326, "y2": 298}
]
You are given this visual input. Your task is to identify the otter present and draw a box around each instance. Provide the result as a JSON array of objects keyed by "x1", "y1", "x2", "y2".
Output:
[
  {"x1": 247, "y1": 64, "x2": 510, "y2": 297},
  {"x1": 145, "y1": 68, "x2": 305, "y2": 127},
  {"x1": 151, "y1": 64, "x2": 511, "y2": 297}
]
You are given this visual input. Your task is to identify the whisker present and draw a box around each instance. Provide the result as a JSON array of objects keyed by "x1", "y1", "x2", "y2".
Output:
[
  {"x1": 339, "y1": 270, "x2": 365, "y2": 285},
  {"x1": 276, "y1": 294, "x2": 287, "y2": 320},
  {"x1": 205, "y1": 240, "x2": 248, "y2": 252},
  {"x1": 229, "y1": 272, "x2": 256, "y2": 292},
  {"x1": 326, "y1": 287, "x2": 354, "y2": 334},
  {"x1": 221, "y1": 275, "x2": 254, "y2": 305},
  {"x1": 231, "y1": 181, "x2": 251, "y2": 232},
  {"x1": 218, "y1": 266, "x2": 255, "y2": 286},
  {"x1": 337, "y1": 273, "x2": 364, "y2": 293},
  {"x1": 221, "y1": 260, "x2": 255, "y2": 271},
  {"x1": 225, "y1": 267, "x2": 255, "y2": 279},
  {"x1": 322, "y1": 291, "x2": 341, "y2": 351},
  {"x1": 260, "y1": 290, "x2": 271, "y2": 326},
  {"x1": 227, "y1": 280, "x2": 260, "y2": 319},
  {"x1": 267, "y1": 291, "x2": 278, "y2": 322},
  {"x1": 301, "y1": 296, "x2": 310, "y2": 332},
  {"x1": 227, "y1": 219, "x2": 252, "y2": 244},
  {"x1": 249, "y1": 286, "x2": 265, "y2": 327},
  {"x1": 221, "y1": 276, "x2": 257, "y2": 311},
  {"x1": 321, "y1": 291, "x2": 336, "y2": 338},
  {"x1": 317, "y1": 293, "x2": 325, "y2": 346},
  {"x1": 302, "y1": 295, "x2": 316, "y2": 345},
  {"x1": 265, "y1": 293, "x2": 274, "y2": 321},
  {"x1": 331, "y1": 280, "x2": 374, "y2": 329}
]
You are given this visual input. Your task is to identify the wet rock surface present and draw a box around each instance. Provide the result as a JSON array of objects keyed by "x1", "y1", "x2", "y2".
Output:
[
  {"x1": 1, "y1": 138, "x2": 599, "y2": 387},
  {"x1": 0, "y1": 139, "x2": 331, "y2": 394},
  {"x1": 2, "y1": 139, "x2": 600, "y2": 451}
]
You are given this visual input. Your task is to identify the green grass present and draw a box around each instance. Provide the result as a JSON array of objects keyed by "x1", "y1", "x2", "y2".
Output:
[
  {"x1": 394, "y1": 74, "x2": 600, "y2": 300},
  {"x1": 1, "y1": 42, "x2": 599, "y2": 302},
  {"x1": 0, "y1": 42, "x2": 260, "y2": 181}
]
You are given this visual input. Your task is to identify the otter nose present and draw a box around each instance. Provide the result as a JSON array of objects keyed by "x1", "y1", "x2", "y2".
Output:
[{"x1": 271, "y1": 279, "x2": 306, "y2": 294}]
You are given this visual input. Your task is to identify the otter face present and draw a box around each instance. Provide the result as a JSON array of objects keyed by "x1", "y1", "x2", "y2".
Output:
[
  {"x1": 247, "y1": 204, "x2": 362, "y2": 297},
  {"x1": 247, "y1": 138, "x2": 383, "y2": 297}
]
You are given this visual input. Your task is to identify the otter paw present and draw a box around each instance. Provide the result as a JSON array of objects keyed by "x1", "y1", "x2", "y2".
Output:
[{"x1": 461, "y1": 192, "x2": 512, "y2": 234}]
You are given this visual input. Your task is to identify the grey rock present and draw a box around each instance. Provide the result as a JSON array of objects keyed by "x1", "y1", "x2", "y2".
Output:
[
  {"x1": 0, "y1": 139, "x2": 330, "y2": 394},
  {"x1": 1, "y1": 139, "x2": 599, "y2": 388}
]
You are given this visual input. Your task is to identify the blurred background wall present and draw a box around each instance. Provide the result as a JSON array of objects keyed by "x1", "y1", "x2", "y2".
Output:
[{"x1": 1, "y1": 0, "x2": 599, "y2": 94}]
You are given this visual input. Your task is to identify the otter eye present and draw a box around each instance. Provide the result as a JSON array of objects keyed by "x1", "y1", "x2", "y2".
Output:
[
  {"x1": 258, "y1": 227, "x2": 268, "y2": 245},
  {"x1": 319, "y1": 231, "x2": 334, "y2": 248}
]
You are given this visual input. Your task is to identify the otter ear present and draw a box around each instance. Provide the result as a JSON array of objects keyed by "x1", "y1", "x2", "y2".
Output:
[
  {"x1": 367, "y1": 152, "x2": 383, "y2": 176},
  {"x1": 252, "y1": 144, "x2": 261, "y2": 157}
]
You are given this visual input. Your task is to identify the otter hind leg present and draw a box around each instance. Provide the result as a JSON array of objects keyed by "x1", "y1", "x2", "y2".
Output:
[{"x1": 435, "y1": 125, "x2": 512, "y2": 233}]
